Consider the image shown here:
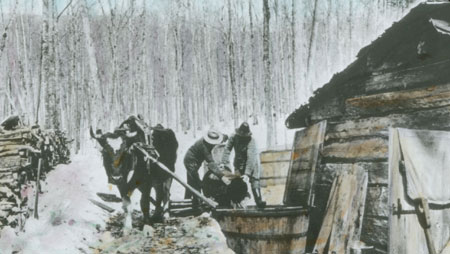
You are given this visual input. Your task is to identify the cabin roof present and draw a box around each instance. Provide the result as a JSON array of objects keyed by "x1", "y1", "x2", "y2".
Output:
[{"x1": 286, "y1": 3, "x2": 450, "y2": 129}]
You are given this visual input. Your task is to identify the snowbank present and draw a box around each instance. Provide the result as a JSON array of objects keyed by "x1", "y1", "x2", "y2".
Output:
[{"x1": 0, "y1": 151, "x2": 121, "y2": 254}]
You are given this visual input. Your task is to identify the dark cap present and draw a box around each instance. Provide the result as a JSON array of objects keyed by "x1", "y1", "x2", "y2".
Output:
[
  {"x1": 151, "y1": 123, "x2": 166, "y2": 132},
  {"x1": 235, "y1": 122, "x2": 251, "y2": 137}
]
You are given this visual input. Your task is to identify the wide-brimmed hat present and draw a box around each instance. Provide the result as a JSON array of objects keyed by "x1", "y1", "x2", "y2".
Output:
[
  {"x1": 204, "y1": 129, "x2": 223, "y2": 145},
  {"x1": 235, "y1": 122, "x2": 251, "y2": 137}
]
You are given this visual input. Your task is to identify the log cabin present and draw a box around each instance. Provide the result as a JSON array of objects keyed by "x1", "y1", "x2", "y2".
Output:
[{"x1": 285, "y1": 2, "x2": 450, "y2": 253}]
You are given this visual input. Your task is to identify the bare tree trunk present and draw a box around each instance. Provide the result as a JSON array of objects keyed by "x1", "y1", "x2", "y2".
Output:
[
  {"x1": 82, "y1": 0, "x2": 103, "y2": 127},
  {"x1": 347, "y1": 0, "x2": 353, "y2": 58},
  {"x1": 227, "y1": 0, "x2": 238, "y2": 128},
  {"x1": 290, "y1": 0, "x2": 296, "y2": 110},
  {"x1": 263, "y1": 0, "x2": 274, "y2": 148},
  {"x1": 238, "y1": 1, "x2": 248, "y2": 121},
  {"x1": 305, "y1": 0, "x2": 319, "y2": 93},
  {"x1": 41, "y1": 0, "x2": 58, "y2": 129},
  {"x1": 19, "y1": 12, "x2": 36, "y2": 123},
  {"x1": 0, "y1": 0, "x2": 17, "y2": 60},
  {"x1": 249, "y1": 0, "x2": 258, "y2": 125},
  {"x1": 13, "y1": 19, "x2": 28, "y2": 117}
]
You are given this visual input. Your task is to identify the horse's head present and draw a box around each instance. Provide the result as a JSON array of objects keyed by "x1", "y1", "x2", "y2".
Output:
[{"x1": 91, "y1": 126, "x2": 139, "y2": 184}]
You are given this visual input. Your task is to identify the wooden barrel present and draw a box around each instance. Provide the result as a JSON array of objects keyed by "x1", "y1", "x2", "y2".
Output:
[
  {"x1": 260, "y1": 150, "x2": 291, "y2": 187},
  {"x1": 213, "y1": 205, "x2": 309, "y2": 254}
]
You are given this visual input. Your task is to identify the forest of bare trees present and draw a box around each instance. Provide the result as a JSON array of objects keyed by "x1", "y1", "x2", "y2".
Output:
[{"x1": 0, "y1": 0, "x2": 417, "y2": 151}]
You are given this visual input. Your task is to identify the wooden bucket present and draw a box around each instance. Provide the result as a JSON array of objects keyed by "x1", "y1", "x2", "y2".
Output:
[{"x1": 213, "y1": 205, "x2": 309, "y2": 254}]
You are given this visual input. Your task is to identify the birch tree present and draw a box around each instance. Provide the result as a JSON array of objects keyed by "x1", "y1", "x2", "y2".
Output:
[
  {"x1": 263, "y1": 0, "x2": 274, "y2": 148},
  {"x1": 81, "y1": 0, "x2": 103, "y2": 127},
  {"x1": 227, "y1": 0, "x2": 238, "y2": 128},
  {"x1": 41, "y1": 0, "x2": 59, "y2": 129}
]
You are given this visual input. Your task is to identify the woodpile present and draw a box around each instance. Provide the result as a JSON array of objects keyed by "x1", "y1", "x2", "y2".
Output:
[
  {"x1": 0, "y1": 122, "x2": 72, "y2": 229},
  {"x1": 0, "y1": 128, "x2": 38, "y2": 229}
]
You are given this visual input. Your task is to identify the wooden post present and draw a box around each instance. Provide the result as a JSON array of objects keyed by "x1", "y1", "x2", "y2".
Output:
[
  {"x1": 134, "y1": 145, "x2": 218, "y2": 208},
  {"x1": 34, "y1": 158, "x2": 42, "y2": 219}
]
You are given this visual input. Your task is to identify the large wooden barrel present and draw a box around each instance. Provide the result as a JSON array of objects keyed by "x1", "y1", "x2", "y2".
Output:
[
  {"x1": 260, "y1": 149, "x2": 291, "y2": 187},
  {"x1": 213, "y1": 205, "x2": 308, "y2": 254}
]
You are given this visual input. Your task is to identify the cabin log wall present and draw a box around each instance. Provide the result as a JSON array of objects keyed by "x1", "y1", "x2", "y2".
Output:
[{"x1": 307, "y1": 74, "x2": 450, "y2": 253}]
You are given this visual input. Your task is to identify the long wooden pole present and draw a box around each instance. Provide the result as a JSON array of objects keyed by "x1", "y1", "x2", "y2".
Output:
[
  {"x1": 34, "y1": 158, "x2": 42, "y2": 219},
  {"x1": 134, "y1": 145, "x2": 218, "y2": 208}
]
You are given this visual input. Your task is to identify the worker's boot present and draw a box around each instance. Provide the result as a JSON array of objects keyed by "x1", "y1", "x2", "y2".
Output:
[
  {"x1": 252, "y1": 187, "x2": 266, "y2": 209},
  {"x1": 149, "y1": 203, "x2": 165, "y2": 224}
]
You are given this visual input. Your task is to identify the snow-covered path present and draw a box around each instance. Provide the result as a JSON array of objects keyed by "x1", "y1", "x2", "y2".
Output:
[{"x1": 0, "y1": 149, "x2": 232, "y2": 254}]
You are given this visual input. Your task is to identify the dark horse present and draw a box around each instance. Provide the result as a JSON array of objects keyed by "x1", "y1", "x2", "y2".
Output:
[{"x1": 90, "y1": 123, "x2": 156, "y2": 228}]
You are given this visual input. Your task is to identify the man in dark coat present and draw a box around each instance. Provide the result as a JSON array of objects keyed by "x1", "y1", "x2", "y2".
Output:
[
  {"x1": 221, "y1": 122, "x2": 266, "y2": 208},
  {"x1": 184, "y1": 129, "x2": 231, "y2": 209},
  {"x1": 151, "y1": 124, "x2": 178, "y2": 214}
]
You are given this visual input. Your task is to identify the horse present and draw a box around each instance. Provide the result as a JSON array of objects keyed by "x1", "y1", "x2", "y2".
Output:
[{"x1": 90, "y1": 126, "x2": 156, "y2": 229}]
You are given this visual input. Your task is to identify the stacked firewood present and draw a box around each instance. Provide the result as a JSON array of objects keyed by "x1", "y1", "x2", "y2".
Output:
[{"x1": 0, "y1": 118, "x2": 72, "y2": 229}]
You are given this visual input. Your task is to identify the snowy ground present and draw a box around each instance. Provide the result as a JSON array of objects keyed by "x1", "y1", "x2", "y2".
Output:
[
  {"x1": 0, "y1": 151, "x2": 122, "y2": 254},
  {"x1": 94, "y1": 212, "x2": 233, "y2": 254},
  {"x1": 0, "y1": 117, "x2": 294, "y2": 254},
  {"x1": 0, "y1": 150, "x2": 232, "y2": 254}
]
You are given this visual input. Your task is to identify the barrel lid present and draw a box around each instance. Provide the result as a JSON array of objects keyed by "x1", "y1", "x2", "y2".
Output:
[{"x1": 213, "y1": 205, "x2": 308, "y2": 218}]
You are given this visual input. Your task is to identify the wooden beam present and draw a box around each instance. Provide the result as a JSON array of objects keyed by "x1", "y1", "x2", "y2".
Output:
[
  {"x1": 0, "y1": 156, "x2": 24, "y2": 168},
  {"x1": 346, "y1": 84, "x2": 450, "y2": 117},
  {"x1": 321, "y1": 137, "x2": 388, "y2": 162},
  {"x1": 317, "y1": 162, "x2": 388, "y2": 185},
  {"x1": 327, "y1": 105, "x2": 450, "y2": 141},
  {"x1": 260, "y1": 150, "x2": 291, "y2": 162},
  {"x1": 314, "y1": 168, "x2": 368, "y2": 253}
]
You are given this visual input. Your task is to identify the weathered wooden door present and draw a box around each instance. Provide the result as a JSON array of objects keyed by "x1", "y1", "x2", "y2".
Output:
[
  {"x1": 283, "y1": 120, "x2": 327, "y2": 206},
  {"x1": 389, "y1": 128, "x2": 450, "y2": 254}
]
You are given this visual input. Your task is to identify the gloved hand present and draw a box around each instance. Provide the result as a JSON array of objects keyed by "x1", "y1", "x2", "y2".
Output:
[
  {"x1": 242, "y1": 175, "x2": 250, "y2": 184},
  {"x1": 221, "y1": 175, "x2": 231, "y2": 185}
]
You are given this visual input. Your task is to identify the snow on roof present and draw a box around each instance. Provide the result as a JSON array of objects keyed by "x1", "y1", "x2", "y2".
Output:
[
  {"x1": 286, "y1": 3, "x2": 450, "y2": 129},
  {"x1": 430, "y1": 18, "x2": 450, "y2": 35}
]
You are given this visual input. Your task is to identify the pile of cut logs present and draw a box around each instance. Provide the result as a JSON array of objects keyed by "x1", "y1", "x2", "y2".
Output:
[{"x1": 0, "y1": 122, "x2": 72, "y2": 229}]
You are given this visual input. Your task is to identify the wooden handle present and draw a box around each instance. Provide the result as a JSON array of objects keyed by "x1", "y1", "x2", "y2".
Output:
[{"x1": 134, "y1": 145, "x2": 218, "y2": 209}]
